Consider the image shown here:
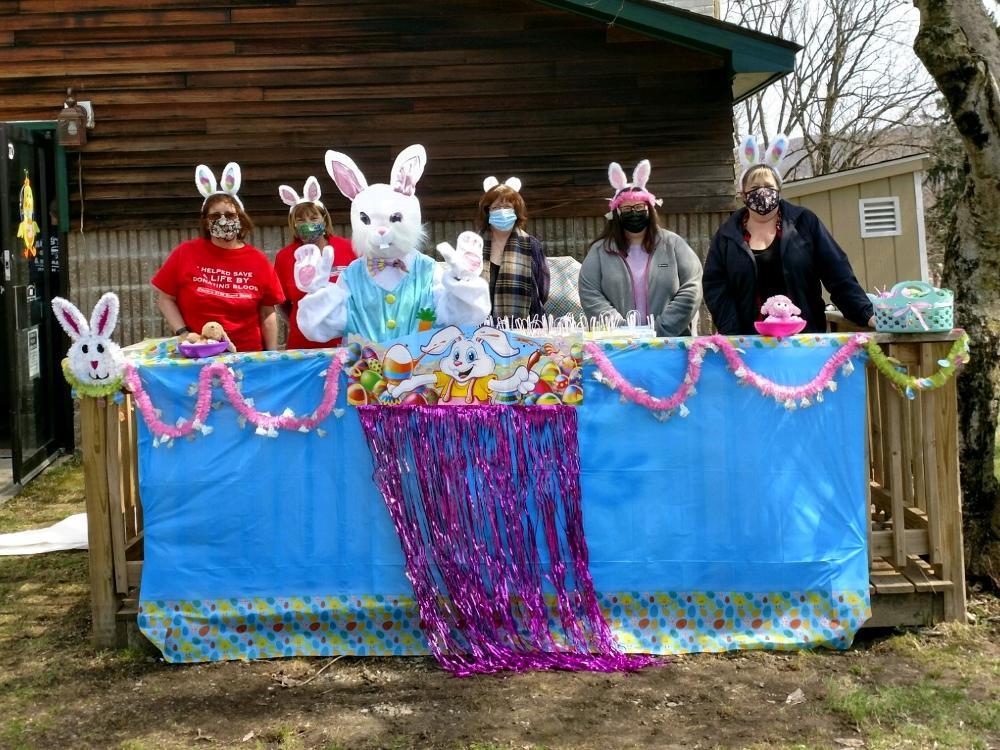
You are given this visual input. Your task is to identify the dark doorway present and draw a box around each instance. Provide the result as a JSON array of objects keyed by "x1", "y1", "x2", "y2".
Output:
[{"x1": 0, "y1": 123, "x2": 71, "y2": 494}]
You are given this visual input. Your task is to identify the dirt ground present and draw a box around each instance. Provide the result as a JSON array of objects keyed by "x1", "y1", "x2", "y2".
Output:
[{"x1": 1, "y1": 460, "x2": 998, "y2": 750}]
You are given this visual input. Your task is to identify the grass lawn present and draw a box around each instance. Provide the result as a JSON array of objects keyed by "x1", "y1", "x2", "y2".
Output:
[{"x1": 0, "y1": 459, "x2": 998, "y2": 750}]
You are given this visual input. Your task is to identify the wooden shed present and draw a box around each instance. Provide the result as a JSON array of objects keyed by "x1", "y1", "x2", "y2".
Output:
[
  {"x1": 0, "y1": 0, "x2": 797, "y2": 345},
  {"x1": 782, "y1": 153, "x2": 931, "y2": 293}
]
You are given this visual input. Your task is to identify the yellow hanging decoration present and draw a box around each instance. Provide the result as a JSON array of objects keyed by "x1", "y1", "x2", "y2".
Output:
[{"x1": 16, "y1": 171, "x2": 40, "y2": 258}]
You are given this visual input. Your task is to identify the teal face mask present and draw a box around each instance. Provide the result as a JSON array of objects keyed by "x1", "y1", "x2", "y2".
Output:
[
  {"x1": 295, "y1": 221, "x2": 326, "y2": 243},
  {"x1": 488, "y1": 208, "x2": 517, "y2": 231}
]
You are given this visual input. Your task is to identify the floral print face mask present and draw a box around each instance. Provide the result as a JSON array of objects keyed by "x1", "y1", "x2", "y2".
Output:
[
  {"x1": 744, "y1": 186, "x2": 780, "y2": 216},
  {"x1": 209, "y1": 215, "x2": 241, "y2": 241}
]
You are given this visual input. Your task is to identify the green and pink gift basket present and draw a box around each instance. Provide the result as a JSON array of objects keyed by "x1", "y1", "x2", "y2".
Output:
[{"x1": 868, "y1": 281, "x2": 954, "y2": 334}]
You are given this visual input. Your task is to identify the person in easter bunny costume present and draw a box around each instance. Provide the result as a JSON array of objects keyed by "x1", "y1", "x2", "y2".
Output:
[
  {"x1": 702, "y1": 134, "x2": 874, "y2": 334},
  {"x1": 293, "y1": 145, "x2": 491, "y2": 344}
]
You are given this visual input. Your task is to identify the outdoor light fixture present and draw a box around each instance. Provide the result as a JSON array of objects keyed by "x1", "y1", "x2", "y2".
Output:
[{"x1": 57, "y1": 89, "x2": 91, "y2": 148}]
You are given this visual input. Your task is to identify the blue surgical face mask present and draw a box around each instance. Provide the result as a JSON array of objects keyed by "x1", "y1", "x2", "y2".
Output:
[
  {"x1": 488, "y1": 207, "x2": 517, "y2": 231},
  {"x1": 295, "y1": 221, "x2": 326, "y2": 244}
]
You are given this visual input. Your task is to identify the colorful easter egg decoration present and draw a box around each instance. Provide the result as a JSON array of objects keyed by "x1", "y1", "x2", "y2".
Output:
[
  {"x1": 562, "y1": 384, "x2": 584, "y2": 404},
  {"x1": 359, "y1": 369, "x2": 383, "y2": 393},
  {"x1": 346, "y1": 382, "x2": 369, "y2": 406},
  {"x1": 539, "y1": 361, "x2": 561, "y2": 383},
  {"x1": 382, "y1": 343, "x2": 415, "y2": 383},
  {"x1": 532, "y1": 379, "x2": 552, "y2": 395},
  {"x1": 536, "y1": 392, "x2": 562, "y2": 405}
]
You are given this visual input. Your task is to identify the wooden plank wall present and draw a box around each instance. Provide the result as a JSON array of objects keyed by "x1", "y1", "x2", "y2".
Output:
[
  {"x1": 0, "y1": 0, "x2": 738, "y2": 229},
  {"x1": 68, "y1": 210, "x2": 730, "y2": 346}
]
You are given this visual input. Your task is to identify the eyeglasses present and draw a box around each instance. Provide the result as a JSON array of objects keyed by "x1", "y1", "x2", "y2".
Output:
[
  {"x1": 618, "y1": 205, "x2": 649, "y2": 216},
  {"x1": 207, "y1": 212, "x2": 238, "y2": 221}
]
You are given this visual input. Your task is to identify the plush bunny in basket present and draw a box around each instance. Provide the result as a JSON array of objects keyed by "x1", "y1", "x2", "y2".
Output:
[{"x1": 293, "y1": 144, "x2": 490, "y2": 344}]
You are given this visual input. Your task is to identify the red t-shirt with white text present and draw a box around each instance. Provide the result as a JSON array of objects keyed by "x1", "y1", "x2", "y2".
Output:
[
  {"x1": 151, "y1": 238, "x2": 285, "y2": 352},
  {"x1": 273, "y1": 235, "x2": 356, "y2": 349}
]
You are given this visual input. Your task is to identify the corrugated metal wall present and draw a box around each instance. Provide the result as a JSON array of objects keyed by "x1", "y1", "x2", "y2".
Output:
[{"x1": 69, "y1": 212, "x2": 730, "y2": 346}]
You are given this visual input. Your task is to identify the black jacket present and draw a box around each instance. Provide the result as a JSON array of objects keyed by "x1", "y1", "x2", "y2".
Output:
[{"x1": 703, "y1": 200, "x2": 874, "y2": 334}]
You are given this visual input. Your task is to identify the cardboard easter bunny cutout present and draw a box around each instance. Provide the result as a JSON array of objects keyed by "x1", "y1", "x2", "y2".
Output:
[
  {"x1": 386, "y1": 323, "x2": 539, "y2": 403},
  {"x1": 294, "y1": 145, "x2": 490, "y2": 343}
]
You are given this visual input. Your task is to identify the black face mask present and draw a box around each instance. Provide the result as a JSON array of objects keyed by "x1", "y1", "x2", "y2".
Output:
[{"x1": 619, "y1": 212, "x2": 650, "y2": 233}]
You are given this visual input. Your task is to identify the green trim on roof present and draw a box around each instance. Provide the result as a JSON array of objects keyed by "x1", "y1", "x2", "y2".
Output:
[{"x1": 533, "y1": 0, "x2": 799, "y2": 102}]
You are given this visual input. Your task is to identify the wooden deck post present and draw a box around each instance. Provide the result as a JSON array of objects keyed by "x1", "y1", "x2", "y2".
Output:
[
  {"x1": 80, "y1": 397, "x2": 124, "y2": 648},
  {"x1": 934, "y1": 341, "x2": 968, "y2": 621}
]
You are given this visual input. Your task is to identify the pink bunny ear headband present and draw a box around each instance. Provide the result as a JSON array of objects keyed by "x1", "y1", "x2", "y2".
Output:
[
  {"x1": 278, "y1": 176, "x2": 324, "y2": 213},
  {"x1": 606, "y1": 159, "x2": 662, "y2": 219},
  {"x1": 195, "y1": 162, "x2": 244, "y2": 209},
  {"x1": 737, "y1": 134, "x2": 790, "y2": 188}
]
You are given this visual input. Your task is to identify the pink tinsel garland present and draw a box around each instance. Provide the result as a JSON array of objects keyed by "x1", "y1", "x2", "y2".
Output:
[
  {"x1": 122, "y1": 350, "x2": 347, "y2": 442},
  {"x1": 584, "y1": 333, "x2": 868, "y2": 418}
]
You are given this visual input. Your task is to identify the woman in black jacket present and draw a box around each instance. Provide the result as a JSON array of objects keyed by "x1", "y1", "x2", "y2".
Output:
[{"x1": 703, "y1": 163, "x2": 874, "y2": 335}]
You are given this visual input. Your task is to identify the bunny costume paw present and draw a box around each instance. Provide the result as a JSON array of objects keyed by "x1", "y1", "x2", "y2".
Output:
[{"x1": 435, "y1": 231, "x2": 491, "y2": 330}]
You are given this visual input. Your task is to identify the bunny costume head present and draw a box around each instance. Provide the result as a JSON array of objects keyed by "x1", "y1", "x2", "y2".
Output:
[
  {"x1": 324, "y1": 145, "x2": 427, "y2": 261},
  {"x1": 52, "y1": 292, "x2": 125, "y2": 389}
]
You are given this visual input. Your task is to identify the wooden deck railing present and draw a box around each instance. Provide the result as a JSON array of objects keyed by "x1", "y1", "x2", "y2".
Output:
[{"x1": 79, "y1": 333, "x2": 968, "y2": 647}]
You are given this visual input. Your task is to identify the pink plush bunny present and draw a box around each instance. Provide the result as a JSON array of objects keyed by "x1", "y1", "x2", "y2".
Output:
[{"x1": 760, "y1": 294, "x2": 802, "y2": 322}]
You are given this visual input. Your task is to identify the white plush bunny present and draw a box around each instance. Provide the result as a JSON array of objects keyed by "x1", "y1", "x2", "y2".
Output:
[
  {"x1": 293, "y1": 145, "x2": 490, "y2": 343},
  {"x1": 51, "y1": 292, "x2": 125, "y2": 387},
  {"x1": 737, "y1": 134, "x2": 790, "y2": 187},
  {"x1": 388, "y1": 324, "x2": 538, "y2": 403},
  {"x1": 278, "y1": 176, "x2": 323, "y2": 208},
  {"x1": 195, "y1": 162, "x2": 243, "y2": 208}
]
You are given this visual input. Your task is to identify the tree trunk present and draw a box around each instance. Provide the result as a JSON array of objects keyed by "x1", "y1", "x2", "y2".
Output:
[{"x1": 913, "y1": 0, "x2": 1000, "y2": 587}]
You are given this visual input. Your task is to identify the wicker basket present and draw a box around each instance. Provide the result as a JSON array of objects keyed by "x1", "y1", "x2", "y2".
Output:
[{"x1": 868, "y1": 281, "x2": 954, "y2": 333}]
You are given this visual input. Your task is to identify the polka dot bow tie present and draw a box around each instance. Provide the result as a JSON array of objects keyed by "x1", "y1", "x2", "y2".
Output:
[{"x1": 366, "y1": 257, "x2": 408, "y2": 275}]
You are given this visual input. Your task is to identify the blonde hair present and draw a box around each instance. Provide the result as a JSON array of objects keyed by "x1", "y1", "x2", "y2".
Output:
[{"x1": 741, "y1": 164, "x2": 780, "y2": 192}]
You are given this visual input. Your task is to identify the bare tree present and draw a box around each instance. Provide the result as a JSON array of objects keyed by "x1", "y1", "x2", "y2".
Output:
[
  {"x1": 913, "y1": 0, "x2": 1000, "y2": 588},
  {"x1": 726, "y1": 0, "x2": 935, "y2": 178}
]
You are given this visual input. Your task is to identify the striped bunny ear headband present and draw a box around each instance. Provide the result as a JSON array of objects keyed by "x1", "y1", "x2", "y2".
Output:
[
  {"x1": 605, "y1": 159, "x2": 662, "y2": 220},
  {"x1": 195, "y1": 162, "x2": 244, "y2": 208},
  {"x1": 278, "y1": 176, "x2": 324, "y2": 212},
  {"x1": 737, "y1": 134, "x2": 790, "y2": 188},
  {"x1": 483, "y1": 176, "x2": 522, "y2": 193}
]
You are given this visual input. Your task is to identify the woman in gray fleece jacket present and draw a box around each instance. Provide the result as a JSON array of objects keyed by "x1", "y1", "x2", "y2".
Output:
[{"x1": 578, "y1": 159, "x2": 703, "y2": 336}]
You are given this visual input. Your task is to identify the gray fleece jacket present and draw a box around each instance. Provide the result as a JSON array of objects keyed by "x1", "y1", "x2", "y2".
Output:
[{"x1": 578, "y1": 228, "x2": 703, "y2": 336}]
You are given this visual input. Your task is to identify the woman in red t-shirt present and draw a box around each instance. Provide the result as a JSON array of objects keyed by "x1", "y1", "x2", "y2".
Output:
[
  {"x1": 152, "y1": 162, "x2": 285, "y2": 352},
  {"x1": 273, "y1": 177, "x2": 356, "y2": 349}
]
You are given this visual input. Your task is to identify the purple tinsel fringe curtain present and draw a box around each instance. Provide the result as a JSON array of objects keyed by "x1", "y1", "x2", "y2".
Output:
[{"x1": 358, "y1": 404, "x2": 658, "y2": 676}]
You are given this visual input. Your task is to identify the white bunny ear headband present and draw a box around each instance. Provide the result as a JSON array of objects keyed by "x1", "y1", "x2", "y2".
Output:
[
  {"x1": 195, "y1": 162, "x2": 244, "y2": 209},
  {"x1": 278, "y1": 176, "x2": 324, "y2": 212},
  {"x1": 606, "y1": 159, "x2": 662, "y2": 220},
  {"x1": 483, "y1": 176, "x2": 522, "y2": 193},
  {"x1": 737, "y1": 134, "x2": 790, "y2": 188}
]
